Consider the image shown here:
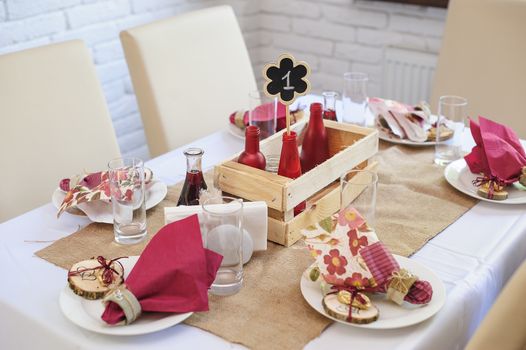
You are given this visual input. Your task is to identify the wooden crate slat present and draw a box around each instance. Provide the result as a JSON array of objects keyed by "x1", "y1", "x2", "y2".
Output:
[
  {"x1": 283, "y1": 129, "x2": 378, "y2": 211},
  {"x1": 214, "y1": 163, "x2": 285, "y2": 211},
  {"x1": 281, "y1": 161, "x2": 378, "y2": 246}
]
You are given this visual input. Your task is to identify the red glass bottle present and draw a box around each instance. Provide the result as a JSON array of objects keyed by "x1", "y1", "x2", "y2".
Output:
[
  {"x1": 238, "y1": 125, "x2": 266, "y2": 170},
  {"x1": 177, "y1": 148, "x2": 207, "y2": 206},
  {"x1": 300, "y1": 103, "x2": 331, "y2": 173},
  {"x1": 278, "y1": 131, "x2": 306, "y2": 216},
  {"x1": 322, "y1": 91, "x2": 338, "y2": 121}
]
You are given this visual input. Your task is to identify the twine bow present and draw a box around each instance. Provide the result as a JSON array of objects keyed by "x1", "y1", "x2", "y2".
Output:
[
  {"x1": 330, "y1": 285, "x2": 376, "y2": 322},
  {"x1": 387, "y1": 269, "x2": 417, "y2": 305},
  {"x1": 472, "y1": 175, "x2": 506, "y2": 199},
  {"x1": 68, "y1": 256, "x2": 127, "y2": 285}
]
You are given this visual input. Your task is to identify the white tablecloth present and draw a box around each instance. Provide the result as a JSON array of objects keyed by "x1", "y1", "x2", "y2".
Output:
[{"x1": 1, "y1": 104, "x2": 525, "y2": 350}]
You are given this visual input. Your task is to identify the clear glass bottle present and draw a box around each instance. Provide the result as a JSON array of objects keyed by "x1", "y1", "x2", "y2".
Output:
[
  {"x1": 322, "y1": 91, "x2": 338, "y2": 121},
  {"x1": 177, "y1": 148, "x2": 207, "y2": 206}
]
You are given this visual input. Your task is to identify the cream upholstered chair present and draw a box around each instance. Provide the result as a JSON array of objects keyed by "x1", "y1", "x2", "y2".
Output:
[
  {"x1": 0, "y1": 40, "x2": 120, "y2": 222},
  {"x1": 120, "y1": 5, "x2": 257, "y2": 157},
  {"x1": 431, "y1": 0, "x2": 526, "y2": 138},
  {"x1": 465, "y1": 260, "x2": 526, "y2": 350}
]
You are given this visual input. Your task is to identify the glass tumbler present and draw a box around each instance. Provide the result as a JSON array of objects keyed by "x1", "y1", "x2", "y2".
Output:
[
  {"x1": 108, "y1": 158, "x2": 147, "y2": 245},
  {"x1": 249, "y1": 90, "x2": 277, "y2": 139},
  {"x1": 434, "y1": 96, "x2": 468, "y2": 166},
  {"x1": 340, "y1": 169, "x2": 378, "y2": 228},
  {"x1": 202, "y1": 196, "x2": 244, "y2": 296},
  {"x1": 342, "y1": 72, "x2": 369, "y2": 126}
]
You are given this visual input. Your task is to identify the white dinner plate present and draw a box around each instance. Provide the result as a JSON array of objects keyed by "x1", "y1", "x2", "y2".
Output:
[
  {"x1": 301, "y1": 255, "x2": 446, "y2": 329},
  {"x1": 52, "y1": 180, "x2": 168, "y2": 223},
  {"x1": 59, "y1": 256, "x2": 192, "y2": 336},
  {"x1": 444, "y1": 158, "x2": 526, "y2": 204},
  {"x1": 378, "y1": 129, "x2": 437, "y2": 147}
]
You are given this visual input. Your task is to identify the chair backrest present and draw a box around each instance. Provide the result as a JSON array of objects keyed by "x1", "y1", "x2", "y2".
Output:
[
  {"x1": 121, "y1": 5, "x2": 257, "y2": 157},
  {"x1": 431, "y1": 0, "x2": 526, "y2": 138},
  {"x1": 0, "y1": 40, "x2": 121, "y2": 222},
  {"x1": 465, "y1": 260, "x2": 526, "y2": 349}
]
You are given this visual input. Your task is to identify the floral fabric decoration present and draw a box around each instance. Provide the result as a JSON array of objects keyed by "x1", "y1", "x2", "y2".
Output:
[
  {"x1": 57, "y1": 168, "x2": 153, "y2": 218},
  {"x1": 303, "y1": 205, "x2": 378, "y2": 290}
]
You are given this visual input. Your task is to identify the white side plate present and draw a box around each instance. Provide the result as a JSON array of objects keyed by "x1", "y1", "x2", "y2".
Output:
[
  {"x1": 59, "y1": 256, "x2": 192, "y2": 336},
  {"x1": 444, "y1": 158, "x2": 526, "y2": 204},
  {"x1": 301, "y1": 255, "x2": 446, "y2": 329},
  {"x1": 52, "y1": 180, "x2": 168, "y2": 223}
]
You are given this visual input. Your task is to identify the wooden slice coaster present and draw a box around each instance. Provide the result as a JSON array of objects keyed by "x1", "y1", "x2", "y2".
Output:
[
  {"x1": 427, "y1": 126, "x2": 454, "y2": 142},
  {"x1": 322, "y1": 293, "x2": 379, "y2": 324},
  {"x1": 477, "y1": 187, "x2": 508, "y2": 201},
  {"x1": 68, "y1": 259, "x2": 124, "y2": 300}
]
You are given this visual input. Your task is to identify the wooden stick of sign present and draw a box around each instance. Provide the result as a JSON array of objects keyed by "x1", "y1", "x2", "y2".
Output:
[{"x1": 262, "y1": 53, "x2": 311, "y2": 135}]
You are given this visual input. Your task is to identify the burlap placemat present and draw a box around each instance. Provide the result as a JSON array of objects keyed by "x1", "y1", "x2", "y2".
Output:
[{"x1": 36, "y1": 143, "x2": 477, "y2": 349}]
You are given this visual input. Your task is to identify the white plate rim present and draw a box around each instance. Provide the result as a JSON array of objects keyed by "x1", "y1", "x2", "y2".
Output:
[
  {"x1": 52, "y1": 179, "x2": 168, "y2": 223},
  {"x1": 378, "y1": 129, "x2": 437, "y2": 147},
  {"x1": 59, "y1": 256, "x2": 193, "y2": 336},
  {"x1": 444, "y1": 158, "x2": 526, "y2": 205},
  {"x1": 300, "y1": 255, "x2": 446, "y2": 329}
]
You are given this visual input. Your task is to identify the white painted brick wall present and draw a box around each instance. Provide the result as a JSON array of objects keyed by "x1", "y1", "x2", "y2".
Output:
[{"x1": 0, "y1": 0, "x2": 446, "y2": 160}]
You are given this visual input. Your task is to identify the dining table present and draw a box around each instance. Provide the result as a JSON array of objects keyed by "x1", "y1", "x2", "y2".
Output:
[{"x1": 1, "y1": 95, "x2": 526, "y2": 350}]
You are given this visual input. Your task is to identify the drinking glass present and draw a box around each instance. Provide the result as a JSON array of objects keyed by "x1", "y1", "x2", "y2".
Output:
[
  {"x1": 342, "y1": 72, "x2": 369, "y2": 126},
  {"x1": 434, "y1": 96, "x2": 468, "y2": 166},
  {"x1": 202, "y1": 196, "x2": 244, "y2": 296},
  {"x1": 248, "y1": 90, "x2": 277, "y2": 139},
  {"x1": 340, "y1": 169, "x2": 378, "y2": 227},
  {"x1": 108, "y1": 158, "x2": 147, "y2": 245}
]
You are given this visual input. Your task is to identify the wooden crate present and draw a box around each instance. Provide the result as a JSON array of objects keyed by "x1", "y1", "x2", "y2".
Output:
[{"x1": 214, "y1": 119, "x2": 379, "y2": 246}]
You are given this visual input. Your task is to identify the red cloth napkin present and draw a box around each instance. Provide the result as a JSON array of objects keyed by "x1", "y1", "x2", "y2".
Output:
[
  {"x1": 360, "y1": 242, "x2": 432, "y2": 304},
  {"x1": 465, "y1": 116, "x2": 526, "y2": 183},
  {"x1": 101, "y1": 215, "x2": 223, "y2": 325}
]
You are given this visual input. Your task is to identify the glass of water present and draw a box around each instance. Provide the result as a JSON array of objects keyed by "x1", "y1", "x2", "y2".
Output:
[
  {"x1": 434, "y1": 96, "x2": 468, "y2": 166},
  {"x1": 342, "y1": 72, "x2": 369, "y2": 126},
  {"x1": 202, "y1": 196, "x2": 243, "y2": 296},
  {"x1": 108, "y1": 158, "x2": 147, "y2": 245},
  {"x1": 340, "y1": 169, "x2": 378, "y2": 228}
]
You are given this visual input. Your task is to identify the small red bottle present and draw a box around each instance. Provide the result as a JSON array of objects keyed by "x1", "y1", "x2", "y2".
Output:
[
  {"x1": 322, "y1": 91, "x2": 338, "y2": 121},
  {"x1": 278, "y1": 131, "x2": 306, "y2": 216},
  {"x1": 300, "y1": 103, "x2": 331, "y2": 173},
  {"x1": 177, "y1": 148, "x2": 207, "y2": 206},
  {"x1": 238, "y1": 125, "x2": 266, "y2": 170}
]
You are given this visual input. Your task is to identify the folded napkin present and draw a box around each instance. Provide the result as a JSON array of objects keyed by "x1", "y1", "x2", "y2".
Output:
[
  {"x1": 303, "y1": 205, "x2": 432, "y2": 305},
  {"x1": 164, "y1": 201, "x2": 268, "y2": 252},
  {"x1": 102, "y1": 214, "x2": 223, "y2": 325},
  {"x1": 57, "y1": 169, "x2": 153, "y2": 217},
  {"x1": 465, "y1": 116, "x2": 526, "y2": 184},
  {"x1": 369, "y1": 97, "x2": 431, "y2": 142},
  {"x1": 229, "y1": 101, "x2": 306, "y2": 133}
]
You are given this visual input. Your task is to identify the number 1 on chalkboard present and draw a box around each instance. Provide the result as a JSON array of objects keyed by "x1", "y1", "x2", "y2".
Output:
[{"x1": 282, "y1": 71, "x2": 294, "y2": 90}]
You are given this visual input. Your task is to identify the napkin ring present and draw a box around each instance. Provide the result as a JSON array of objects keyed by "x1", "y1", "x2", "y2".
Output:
[
  {"x1": 103, "y1": 284, "x2": 142, "y2": 325},
  {"x1": 386, "y1": 269, "x2": 417, "y2": 305}
]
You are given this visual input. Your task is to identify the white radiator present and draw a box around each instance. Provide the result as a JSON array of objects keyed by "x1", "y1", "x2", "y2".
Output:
[{"x1": 383, "y1": 48, "x2": 438, "y2": 105}]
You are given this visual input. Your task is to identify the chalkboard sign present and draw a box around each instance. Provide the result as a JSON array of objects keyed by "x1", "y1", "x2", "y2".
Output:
[{"x1": 263, "y1": 53, "x2": 311, "y2": 105}]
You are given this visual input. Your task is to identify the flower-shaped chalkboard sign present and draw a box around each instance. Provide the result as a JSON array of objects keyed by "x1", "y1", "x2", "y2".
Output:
[{"x1": 263, "y1": 54, "x2": 311, "y2": 105}]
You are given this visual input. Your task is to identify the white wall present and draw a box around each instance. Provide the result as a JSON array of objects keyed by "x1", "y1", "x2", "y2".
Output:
[{"x1": 0, "y1": 0, "x2": 446, "y2": 159}]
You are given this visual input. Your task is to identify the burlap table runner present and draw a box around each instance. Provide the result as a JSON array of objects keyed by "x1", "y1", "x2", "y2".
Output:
[{"x1": 36, "y1": 143, "x2": 477, "y2": 349}]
